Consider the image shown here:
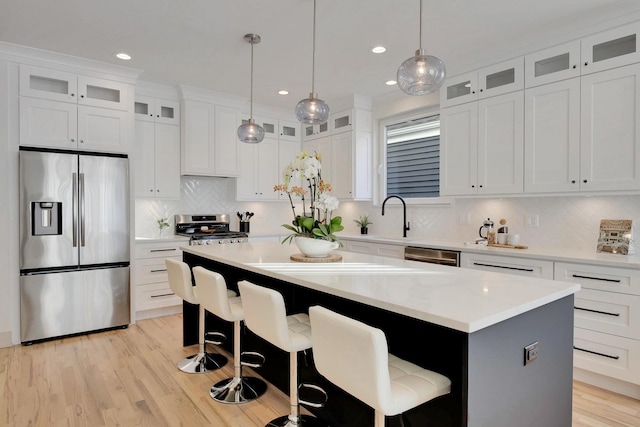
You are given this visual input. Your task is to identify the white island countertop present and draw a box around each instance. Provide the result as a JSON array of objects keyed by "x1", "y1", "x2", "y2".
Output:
[{"x1": 182, "y1": 241, "x2": 580, "y2": 334}]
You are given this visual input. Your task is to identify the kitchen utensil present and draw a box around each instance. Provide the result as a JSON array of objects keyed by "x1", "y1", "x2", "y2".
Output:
[
  {"x1": 479, "y1": 218, "x2": 494, "y2": 239},
  {"x1": 237, "y1": 212, "x2": 243, "y2": 221},
  {"x1": 248, "y1": 212, "x2": 254, "y2": 220}
]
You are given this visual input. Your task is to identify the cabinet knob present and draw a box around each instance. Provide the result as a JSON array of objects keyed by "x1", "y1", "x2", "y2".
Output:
[
  {"x1": 571, "y1": 180, "x2": 576, "y2": 184},
  {"x1": 583, "y1": 179, "x2": 588, "y2": 183},
  {"x1": 584, "y1": 62, "x2": 589, "y2": 66},
  {"x1": 80, "y1": 94, "x2": 85, "y2": 98},
  {"x1": 572, "y1": 65, "x2": 577, "y2": 69},
  {"x1": 149, "y1": 189, "x2": 153, "y2": 192},
  {"x1": 71, "y1": 138, "x2": 75, "y2": 142},
  {"x1": 157, "y1": 189, "x2": 160, "y2": 192},
  {"x1": 71, "y1": 93, "x2": 75, "y2": 97},
  {"x1": 80, "y1": 139, "x2": 84, "y2": 144},
  {"x1": 479, "y1": 89, "x2": 484, "y2": 92},
  {"x1": 472, "y1": 91, "x2": 476, "y2": 94},
  {"x1": 471, "y1": 185, "x2": 475, "y2": 188},
  {"x1": 479, "y1": 185, "x2": 483, "y2": 188}
]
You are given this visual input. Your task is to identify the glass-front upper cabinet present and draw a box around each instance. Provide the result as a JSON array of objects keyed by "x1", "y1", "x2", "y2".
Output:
[
  {"x1": 279, "y1": 120, "x2": 300, "y2": 142},
  {"x1": 134, "y1": 96, "x2": 180, "y2": 125},
  {"x1": 441, "y1": 58, "x2": 523, "y2": 108},
  {"x1": 581, "y1": 21, "x2": 640, "y2": 75},
  {"x1": 525, "y1": 41, "x2": 581, "y2": 88}
]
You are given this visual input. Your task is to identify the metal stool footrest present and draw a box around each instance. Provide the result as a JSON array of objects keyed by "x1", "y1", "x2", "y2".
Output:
[
  {"x1": 240, "y1": 351, "x2": 265, "y2": 368},
  {"x1": 298, "y1": 383, "x2": 328, "y2": 408},
  {"x1": 204, "y1": 331, "x2": 226, "y2": 346}
]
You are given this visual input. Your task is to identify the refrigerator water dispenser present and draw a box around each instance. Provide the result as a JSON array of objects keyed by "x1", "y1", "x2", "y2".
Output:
[{"x1": 32, "y1": 201, "x2": 62, "y2": 235}]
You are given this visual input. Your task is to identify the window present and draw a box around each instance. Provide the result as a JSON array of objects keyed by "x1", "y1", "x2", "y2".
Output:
[{"x1": 385, "y1": 114, "x2": 440, "y2": 199}]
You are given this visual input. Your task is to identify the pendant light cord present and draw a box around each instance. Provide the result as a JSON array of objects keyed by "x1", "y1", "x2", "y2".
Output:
[
  {"x1": 419, "y1": 0, "x2": 423, "y2": 51},
  {"x1": 311, "y1": 0, "x2": 317, "y2": 95},
  {"x1": 250, "y1": 38, "x2": 254, "y2": 120}
]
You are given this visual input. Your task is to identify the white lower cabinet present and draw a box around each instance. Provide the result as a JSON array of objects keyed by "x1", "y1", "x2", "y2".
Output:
[
  {"x1": 342, "y1": 240, "x2": 404, "y2": 259},
  {"x1": 460, "y1": 252, "x2": 553, "y2": 279},
  {"x1": 134, "y1": 240, "x2": 188, "y2": 319},
  {"x1": 555, "y1": 261, "x2": 640, "y2": 386}
]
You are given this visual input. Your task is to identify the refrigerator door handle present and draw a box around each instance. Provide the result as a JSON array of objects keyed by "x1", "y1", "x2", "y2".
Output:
[
  {"x1": 79, "y1": 172, "x2": 85, "y2": 247},
  {"x1": 72, "y1": 172, "x2": 78, "y2": 247}
]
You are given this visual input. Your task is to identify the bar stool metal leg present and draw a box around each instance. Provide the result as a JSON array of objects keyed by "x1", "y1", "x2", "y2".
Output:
[
  {"x1": 177, "y1": 305, "x2": 227, "y2": 373},
  {"x1": 210, "y1": 320, "x2": 267, "y2": 403}
]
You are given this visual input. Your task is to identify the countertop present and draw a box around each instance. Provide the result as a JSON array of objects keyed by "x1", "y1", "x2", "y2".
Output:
[
  {"x1": 337, "y1": 233, "x2": 640, "y2": 269},
  {"x1": 182, "y1": 241, "x2": 580, "y2": 334}
]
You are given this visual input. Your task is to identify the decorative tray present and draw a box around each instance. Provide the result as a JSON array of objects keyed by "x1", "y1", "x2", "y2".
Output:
[{"x1": 290, "y1": 253, "x2": 342, "y2": 263}]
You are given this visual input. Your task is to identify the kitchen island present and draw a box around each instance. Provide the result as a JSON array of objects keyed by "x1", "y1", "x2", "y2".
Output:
[{"x1": 182, "y1": 242, "x2": 580, "y2": 427}]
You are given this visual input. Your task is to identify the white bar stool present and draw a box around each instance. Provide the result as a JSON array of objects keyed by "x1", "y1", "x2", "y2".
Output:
[
  {"x1": 192, "y1": 267, "x2": 268, "y2": 404},
  {"x1": 309, "y1": 305, "x2": 452, "y2": 427},
  {"x1": 165, "y1": 258, "x2": 228, "y2": 373},
  {"x1": 238, "y1": 280, "x2": 326, "y2": 427}
]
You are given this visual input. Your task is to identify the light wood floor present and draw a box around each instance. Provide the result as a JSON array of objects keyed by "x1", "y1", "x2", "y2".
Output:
[{"x1": 1, "y1": 314, "x2": 639, "y2": 426}]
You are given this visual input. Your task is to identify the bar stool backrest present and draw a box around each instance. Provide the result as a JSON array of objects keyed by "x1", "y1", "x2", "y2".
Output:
[
  {"x1": 309, "y1": 305, "x2": 392, "y2": 414},
  {"x1": 166, "y1": 258, "x2": 198, "y2": 305},
  {"x1": 238, "y1": 280, "x2": 292, "y2": 352},
  {"x1": 192, "y1": 266, "x2": 238, "y2": 321}
]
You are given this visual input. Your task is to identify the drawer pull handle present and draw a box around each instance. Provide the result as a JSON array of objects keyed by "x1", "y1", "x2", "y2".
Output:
[
  {"x1": 150, "y1": 269, "x2": 168, "y2": 273},
  {"x1": 571, "y1": 274, "x2": 621, "y2": 283},
  {"x1": 150, "y1": 248, "x2": 178, "y2": 253},
  {"x1": 573, "y1": 346, "x2": 620, "y2": 360},
  {"x1": 150, "y1": 292, "x2": 175, "y2": 298},
  {"x1": 574, "y1": 306, "x2": 620, "y2": 317},
  {"x1": 472, "y1": 262, "x2": 534, "y2": 272}
]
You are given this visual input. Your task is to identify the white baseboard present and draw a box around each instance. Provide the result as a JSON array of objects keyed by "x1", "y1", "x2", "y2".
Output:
[
  {"x1": 0, "y1": 330, "x2": 13, "y2": 348},
  {"x1": 574, "y1": 367, "x2": 640, "y2": 399},
  {"x1": 135, "y1": 305, "x2": 182, "y2": 321}
]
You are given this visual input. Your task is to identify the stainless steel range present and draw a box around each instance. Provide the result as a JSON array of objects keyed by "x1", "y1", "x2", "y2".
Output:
[{"x1": 175, "y1": 214, "x2": 248, "y2": 245}]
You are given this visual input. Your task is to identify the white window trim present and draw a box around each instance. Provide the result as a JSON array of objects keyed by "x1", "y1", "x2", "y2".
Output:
[{"x1": 376, "y1": 107, "x2": 452, "y2": 207}]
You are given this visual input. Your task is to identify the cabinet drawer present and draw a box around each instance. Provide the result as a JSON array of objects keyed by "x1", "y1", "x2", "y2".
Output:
[
  {"x1": 135, "y1": 256, "x2": 181, "y2": 285},
  {"x1": 344, "y1": 240, "x2": 371, "y2": 255},
  {"x1": 574, "y1": 328, "x2": 640, "y2": 385},
  {"x1": 575, "y1": 288, "x2": 640, "y2": 339},
  {"x1": 135, "y1": 241, "x2": 186, "y2": 259},
  {"x1": 135, "y1": 282, "x2": 182, "y2": 312},
  {"x1": 460, "y1": 252, "x2": 553, "y2": 279},
  {"x1": 373, "y1": 243, "x2": 404, "y2": 259},
  {"x1": 554, "y1": 262, "x2": 640, "y2": 295}
]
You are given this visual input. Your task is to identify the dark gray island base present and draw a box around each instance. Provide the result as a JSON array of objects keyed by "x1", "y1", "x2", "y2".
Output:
[{"x1": 183, "y1": 251, "x2": 574, "y2": 427}]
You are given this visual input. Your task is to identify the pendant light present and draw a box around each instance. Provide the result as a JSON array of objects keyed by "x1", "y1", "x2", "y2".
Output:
[
  {"x1": 237, "y1": 33, "x2": 265, "y2": 143},
  {"x1": 295, "y1": 0, "x2": 329, "y2": 125},
  {"x1": 397, "y1": 0, "x2": 446, "y2": 96}
]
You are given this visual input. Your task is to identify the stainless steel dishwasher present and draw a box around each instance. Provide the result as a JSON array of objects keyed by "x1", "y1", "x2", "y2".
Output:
[{"x1": 404, "y1": 246, "x2": 460, "y2": 267}]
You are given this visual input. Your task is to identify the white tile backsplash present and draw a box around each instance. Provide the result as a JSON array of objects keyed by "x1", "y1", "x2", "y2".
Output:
[{"x1": 135, "y1": 176, "x2": 640, "y2": 253}]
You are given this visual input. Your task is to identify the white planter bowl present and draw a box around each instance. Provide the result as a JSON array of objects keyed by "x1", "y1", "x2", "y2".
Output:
[{"x1": 295, "y1": 236, "x2": 339, "y2": 258}]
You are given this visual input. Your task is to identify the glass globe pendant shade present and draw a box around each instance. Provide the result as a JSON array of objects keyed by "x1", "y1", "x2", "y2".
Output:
[
  {"x1": 237, "y1": 118, "x2": 265, "y2": 144},
  {"x1": 295, "y1": 93, "x2": 330, "y2": 125},
  {"x1": 397, "y1": 49, "x2": 446, "y2": 96}
]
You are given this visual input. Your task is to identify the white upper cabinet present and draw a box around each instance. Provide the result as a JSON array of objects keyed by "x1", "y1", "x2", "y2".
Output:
[
  {"x1": 581, "y1": 21, "x2": 640, "y2": 75},
  {"x1": 441, "y1": 91, "x2": 524, "y2": 196},
  {"x1": 302, "y1": 121, "x2": 330, "y2": 142},
  {"x1": 440, "y1": 57, "x2": 524, "y2": 108},
  {"x1": 279, "y1": 120, "x2": 301, "y2": 142},
  {"x1": 580, "y1": 63, "x2": 640, "y2": 191},
  {"x1": 525, "y1": 41, "x2": 581, "y2": 88},
  {"x1": 20, "y1": 65, "x2": 129, "y2": 111},
  {"x1": 134, "y1": 95, "x2": 180, "y2": 125},
  {"x1": 524, "y1": 78, "x2": 581, "y2": 193},
  {"x1": 181, "y1": 100, "x2": 239, "y2": 177},
  {"x1": 253, "y1": 116, "x2": 278, "y2": 140}
]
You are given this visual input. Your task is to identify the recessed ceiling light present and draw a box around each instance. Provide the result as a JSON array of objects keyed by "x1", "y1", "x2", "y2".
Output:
[
  {"x1": 115, "y1": 52, "x2": 132, "y2": 61},
  {"x1": 371, "y1": 46, "x2": 386, "y2": 54},
  {"x1": 385, "y1": 80, "x2": 397, "y2": 86},
  {"x1": 278, "y1": 90, "x2": 289, "y2": 95}
]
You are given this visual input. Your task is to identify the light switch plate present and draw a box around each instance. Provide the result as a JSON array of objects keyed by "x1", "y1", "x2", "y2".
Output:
[{"x1": 524, "y1": 341, "x2": 539, "y2": 365}]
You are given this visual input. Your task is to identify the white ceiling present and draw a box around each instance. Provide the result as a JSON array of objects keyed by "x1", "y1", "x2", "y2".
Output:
[{"x1": 2, "y1": 0, "x2": 640, "y2": 111}]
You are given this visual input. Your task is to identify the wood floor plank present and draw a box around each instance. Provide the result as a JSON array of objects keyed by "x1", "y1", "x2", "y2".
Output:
[{"x1": 1, "y1": 313, "x2": 638, "y2": 426}]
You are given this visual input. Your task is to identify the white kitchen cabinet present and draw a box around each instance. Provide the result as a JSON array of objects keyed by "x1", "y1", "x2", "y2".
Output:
[
  {"x1": 279, "y1": 120, "x2": 301, "y2": 142},
  {"x1": 330, "y1": 130, "x2": 372, "y2": 200},
  {"x1": 581, "y1": 21, "x2": 640, "y2": 76},
  {"x1": 181, "y1": 100, "x2": 239, "y2": 177},
  {"x1": 134, "y1": 239, "x2": 188, "y2": 320},
  {"x1": 460, "y1": 252, "x2": 554, "y2": 279},
  {"x1": 20, "y1": 65, "x2": 129, "y2": 110},
  {"x1": 20, "y1": 97, "x2": 129, "y2": 153},
  {"x1": 440, "y1": 57, "x2": 524, "y2": 108},
  {"x1": 278, "y1": 139, "x2": 302, "y2": 200},
  {"x1": 525, "y1": 41, "x2": 581, "y2": 88},
  {"x1": 236, "y1": 137, "x2": 279, "y2": 201},
  {"x1": 342, "y1": 240, "x2": 404, "y2": 259},
  {"x1": 440, "y1": 91, "x2": 524, "y2": 196},
  {"x1": 554, "y1": 261, "x2": 640, "y2": 385},
  {"x1": 524, "y1": 78, "x2": 581, "y2": 193},
  {"x1": 304, "y1": 135, "x2": 332, "y2": 181},
  {"x1": 134, "y1": 120, "x2": 181, "y2": 199},
  {"x1": 134, "y1": 95, "x2": 180, "y2": 125},
  {"x1": 580, "y1": 63, "x2": 640, "y2": 192},
  {"x1": 302, "y1": 121, "x2": 330, "y2": 142}
]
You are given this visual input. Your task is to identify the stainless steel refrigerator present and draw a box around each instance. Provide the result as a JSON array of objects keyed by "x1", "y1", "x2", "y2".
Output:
[{"x1": 19, "y1": 148, "x2": 130, "y2": 343}]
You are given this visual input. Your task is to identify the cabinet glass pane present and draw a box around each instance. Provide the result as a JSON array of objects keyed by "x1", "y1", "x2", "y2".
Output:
[
  {"x1": 135, "y1": 102, "x2": 150, "y2": 115},
  {"x1": 160, "y1": 106, "x2": 174, "y2": 119},
  {"x1": 319, "y1": 122, "x2": 328, "y2": 132},
  {"x1": 282, "y1": 125, "x2": 296, "y2": 137},
  {"x1": 485, "y1": 68, "x2": 515, "y2": 90},
  {"x1": 86, "y1": 85, "x2": 121, "y2": 103},
  {"x1": 535, "y1": 53, "x2": 570, "y2": 77},
  {"x1": 305, "y1": 125, "x2": 314, "y2": 136},
  {"x1": 593, "y1": 34, "x2": 636, "y2": 63},
  {"x1": 446, "y1": 81, "x2": 472, "y2": 100},
  {"x1": 263, "y1": 122, "x2": 276, "y2": 134},
  {"x1": 334, "y1": 115, "x2": 350, "y2": 129},
  {"x1": 30, "y1": 75, "x2": 69, "y2": 95}
]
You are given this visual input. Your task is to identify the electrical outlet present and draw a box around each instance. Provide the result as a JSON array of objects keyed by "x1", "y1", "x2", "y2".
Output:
[
  {"x1": 525, "y1": 214, "x2": 539, "y2": 227},
  {"x1": 524, "y1": 342, "x2": 539, "y2": 365}
]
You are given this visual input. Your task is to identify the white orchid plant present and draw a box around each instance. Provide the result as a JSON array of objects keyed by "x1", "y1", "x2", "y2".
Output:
[{"x1": 274, "y1": 151, "x2": 343, "y2": 244}]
